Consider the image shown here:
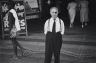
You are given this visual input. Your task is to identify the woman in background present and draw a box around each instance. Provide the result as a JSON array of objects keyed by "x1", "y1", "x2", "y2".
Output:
[
  {"x1": 79, "y1": 0, "x2": 89, "y2": 28},
  {"x1": 67, "y1": 1, "x2": 77, "y2": 28}
]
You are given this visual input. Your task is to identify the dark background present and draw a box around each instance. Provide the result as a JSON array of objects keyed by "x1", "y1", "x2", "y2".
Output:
[
  {"x1": 0, "y1": 0, "x2": 96, "y2": 36},
  {"x1": 42, "y1": 0, "x2": 96, "y2": 24}
]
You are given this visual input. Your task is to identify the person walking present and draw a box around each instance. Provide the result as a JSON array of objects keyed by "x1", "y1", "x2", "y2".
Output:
[
  {"x1": 67, "y1": 1, "x2": 77, "y2": 28},
  {"x1": 44, "y1": 7, "x2": 65, "y2": 63},
  {"x1": 79, "y1": 0, "x2": 89, "y2": 28},
  {"x1": 8, "y1": 1, "x2": 26, "y2": 59}
]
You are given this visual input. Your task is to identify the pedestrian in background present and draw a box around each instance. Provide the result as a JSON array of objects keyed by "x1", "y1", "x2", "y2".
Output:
[
  {"x1": 8, "y1": 0, "x2": 26, "y2": 59},
  {"x1": 67, "y1": 1, "x2": 77, "y2": 28},
  {"x1": 79, "y1": 0, "x2": 89, "y2": 28},
  {"x1": 44, "y1": 7, "x2": 65, "y2": 63}
]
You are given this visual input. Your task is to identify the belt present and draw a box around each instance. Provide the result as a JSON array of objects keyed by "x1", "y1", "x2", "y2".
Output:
[{"x1": 48, "y1": 31, "x2": 61, "y2": 33}]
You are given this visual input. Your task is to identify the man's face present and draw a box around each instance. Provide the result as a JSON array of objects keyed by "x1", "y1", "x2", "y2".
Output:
[{"x1": 50, "y1": 8, "x2": 58, "y2": 19}]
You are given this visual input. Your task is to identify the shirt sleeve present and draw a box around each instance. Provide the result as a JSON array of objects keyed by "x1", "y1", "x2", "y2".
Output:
[
  {"x1": 44, "y1": 20, "x2": 49, "y2": 35},
  {"x1": 61, "y1": 20, "x2": 65, "y2": 35}
]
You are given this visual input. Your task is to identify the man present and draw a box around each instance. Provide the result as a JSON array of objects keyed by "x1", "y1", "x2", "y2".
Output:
[
  {"x1": 44, "y1": 7, "x2": 65, "y2": 63},
  {"x1": 8, "y1": 1, "x2": 26, "y2": 59},
  {"x1": 67, "y1": 1, "x2": 77, "y2": 28}
]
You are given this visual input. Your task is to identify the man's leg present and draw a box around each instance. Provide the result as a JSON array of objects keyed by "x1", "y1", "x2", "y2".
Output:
[
  {"x1": 15, "y1": 38, "x2": 26, "y2": 55},
  {"x1": 45, "y1": 32, "x2": 54, "y2": 63},
  {"x1": 54, "y1": 33, "x2": 62, "y2": 63},
  {"x1": 11, "y1": 38, "x2": 18, "y2": 59}
]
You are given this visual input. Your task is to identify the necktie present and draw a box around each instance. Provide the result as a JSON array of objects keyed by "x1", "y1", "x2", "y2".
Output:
[{"x1": 52, "y1": 19, "x2": 56, "y2": 33}]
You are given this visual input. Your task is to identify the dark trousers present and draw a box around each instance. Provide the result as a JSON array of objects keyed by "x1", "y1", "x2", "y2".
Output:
[
  {"x1": 11, "y1": 37, "x2": 23, "y2": 55},
  {"x1": 45, "y1": 32, "x2": 62, "y2": 63}
]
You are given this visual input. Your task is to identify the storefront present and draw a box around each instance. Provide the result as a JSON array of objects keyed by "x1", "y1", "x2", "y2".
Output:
[
  {"x1": 0, "y1": 0, "x2": 96, "y2": 39},
  {"x1": 0, "y1": 0, "x2": 40, "y2": 39}
]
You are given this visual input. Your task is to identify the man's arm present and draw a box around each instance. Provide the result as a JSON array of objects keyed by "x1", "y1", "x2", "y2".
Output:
[
  {"x1": 44, "y1": 20, "x2": 49, "y2": 35},
  {"x1": 8, "y1": 12, "x2": 13, "y2": 32},
  {"x1": 61, "y1": 20, "x2": 65, "y2": 35}
]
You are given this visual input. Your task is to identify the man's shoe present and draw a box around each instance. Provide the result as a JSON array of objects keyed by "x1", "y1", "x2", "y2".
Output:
[
  {"x1": 11, "y1": 55, "x2": 18, "y2": 59},
  {"x1": 22, "y1": 49, "x2": 27, "y2": 55}
]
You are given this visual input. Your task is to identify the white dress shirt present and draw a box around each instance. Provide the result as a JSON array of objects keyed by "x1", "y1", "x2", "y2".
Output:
[
  {"x1": 9, "y1": 9, "x2": 21, "y2": 31},
  {"x1": 44, "y1": 17, "x2": 65, "y2": 35}
]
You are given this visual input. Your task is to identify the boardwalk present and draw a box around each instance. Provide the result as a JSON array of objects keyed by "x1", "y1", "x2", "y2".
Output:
[{"x1": 0, "y1": 25, "x2": 96, "y2": 63}]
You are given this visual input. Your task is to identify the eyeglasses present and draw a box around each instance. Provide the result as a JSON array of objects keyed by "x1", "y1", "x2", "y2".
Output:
[{"x1": 52, "y1": 12, "x2": 58, "y2": 13}]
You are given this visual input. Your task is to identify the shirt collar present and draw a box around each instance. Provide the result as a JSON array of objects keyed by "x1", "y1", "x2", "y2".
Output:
[{"x1": 50, "y1": 17, "x2": 59, "y2": 21}]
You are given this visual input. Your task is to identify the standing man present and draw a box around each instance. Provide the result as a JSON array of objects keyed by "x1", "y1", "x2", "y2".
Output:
[
  {"x1": 44, "y1": 7, "x2": 65, "y2": 63},
  {"x1": 8, "y1": 0, "x2": 26, "y2": 59},
  {"x1": 67, "y1": 1, "x2": 77, "y2": 28}
]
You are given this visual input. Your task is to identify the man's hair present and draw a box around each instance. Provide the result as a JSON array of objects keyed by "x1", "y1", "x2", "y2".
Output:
[
  {"x1": 8, "y1": 0, "x2": 16, "y2": 10},
  {"x1": 50, "y1": 7, "x2": 59, "y2": 13}
]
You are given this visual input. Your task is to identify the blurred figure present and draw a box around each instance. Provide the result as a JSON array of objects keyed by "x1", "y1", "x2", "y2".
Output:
[
  {"x1": 8, "y1": 1, "x2": 26, "y2": 59},
  {"x1": 67, "y1": 1, "x2": 77, "y2": 28},
  {"x1": 75, "y1": 0, "x2": 81, "y2": 23},
  {"x1": 44, "y1": 7, "x2": 65, "y2": 63},
  {"x1": 79, "y1": 0, "x2": 89, "y2": 28}
]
